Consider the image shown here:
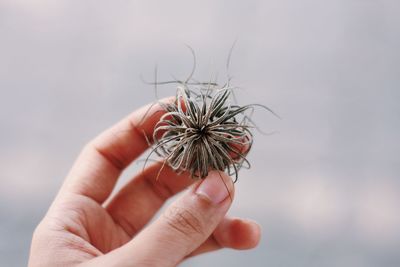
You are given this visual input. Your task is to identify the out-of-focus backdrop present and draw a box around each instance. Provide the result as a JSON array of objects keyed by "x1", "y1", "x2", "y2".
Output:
[{"x1": 1, "y1": 1, "x2": 399, "y2": 266}]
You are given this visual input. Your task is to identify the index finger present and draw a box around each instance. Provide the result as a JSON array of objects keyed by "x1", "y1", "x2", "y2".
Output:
[{"x1": 60, "y1": 98, "x2": 172, "y2": 203}]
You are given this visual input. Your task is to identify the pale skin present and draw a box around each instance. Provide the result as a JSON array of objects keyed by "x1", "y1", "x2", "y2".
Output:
[{"x1": 28, "y1": 100, "x2": 261, "y2": 267}]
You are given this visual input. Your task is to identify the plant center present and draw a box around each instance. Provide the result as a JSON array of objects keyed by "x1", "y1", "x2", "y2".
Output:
[{"x1": 197, "y1": 125, "x2": 208, "y2": 136}]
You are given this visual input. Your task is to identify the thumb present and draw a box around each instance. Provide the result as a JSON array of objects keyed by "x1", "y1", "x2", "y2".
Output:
[{"x1": 109, "y1": 171, "x2": 234, "y2": 267}]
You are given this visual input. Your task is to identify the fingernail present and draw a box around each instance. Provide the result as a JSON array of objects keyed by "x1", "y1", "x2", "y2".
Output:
[{"x1": 195, "y1": 171, "x2": 230, "y2": 204}]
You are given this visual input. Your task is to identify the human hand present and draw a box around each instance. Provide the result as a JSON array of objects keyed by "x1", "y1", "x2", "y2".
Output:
[{"x1": 28, "y1": 100, "x2": 261, "y2": 267}]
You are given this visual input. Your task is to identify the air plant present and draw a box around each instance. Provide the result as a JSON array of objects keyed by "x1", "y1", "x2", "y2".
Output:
[
  {"x1": 153, "y1": 84, "x2": 254, "y2": 181},
  {"x1": 144, "y1": 48, "x2": 277, "y2": 182}
]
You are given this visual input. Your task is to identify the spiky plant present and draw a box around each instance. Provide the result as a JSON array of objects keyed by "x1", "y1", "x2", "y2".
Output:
[
  {"x1": 151, "y1": 83, "x2": 257, "y2": 181},
  {"x1": 142, "y1": 46, "x2": 277, "y2": 181}
]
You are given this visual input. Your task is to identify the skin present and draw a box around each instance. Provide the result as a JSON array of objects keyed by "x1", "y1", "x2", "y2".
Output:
[{"x1": 28, "y1": 100, "x2": 261, "y2": 267}]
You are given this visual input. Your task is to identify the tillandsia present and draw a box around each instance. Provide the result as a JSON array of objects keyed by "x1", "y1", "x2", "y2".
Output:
[
  {"x1": 143, "y1": 48, "x2": 277, "y2": 182},
  {"x1": 153, "y1": 84, "x2": 254, "y2": 182}
]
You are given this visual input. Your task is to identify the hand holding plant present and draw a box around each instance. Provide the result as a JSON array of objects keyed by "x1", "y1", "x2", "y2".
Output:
[{"x1": 28, "y1": 99, "x2": 261, "y2": 267}]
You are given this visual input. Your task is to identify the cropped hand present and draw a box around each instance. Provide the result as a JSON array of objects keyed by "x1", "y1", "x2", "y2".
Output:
[{"x1": 29, "y1": 100, "x2": 261, "y2": 267}]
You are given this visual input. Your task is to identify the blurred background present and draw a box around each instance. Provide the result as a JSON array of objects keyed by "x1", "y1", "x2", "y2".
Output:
[{"x1": 1, "y1": 1, "x2": 399, "y2": 266}]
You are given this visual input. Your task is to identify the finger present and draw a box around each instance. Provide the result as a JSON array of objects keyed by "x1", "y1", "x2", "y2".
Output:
[
  {"x1": 106, "y1": 162, "x2": 196, "y2": 236},
  {"x1": 188, "y1": 217, "x2": 261, "y2": 257},
  {"x1": 89, "y1": 171, "x2": 234, "y2": 267},
  {"x1": 60, "y1": 99, "x2": 172, "y2": 203}
]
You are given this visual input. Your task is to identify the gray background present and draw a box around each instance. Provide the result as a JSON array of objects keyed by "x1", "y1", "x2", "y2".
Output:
[{"x1": 1, "y1": 1, "x2": 400, "y2": 266}]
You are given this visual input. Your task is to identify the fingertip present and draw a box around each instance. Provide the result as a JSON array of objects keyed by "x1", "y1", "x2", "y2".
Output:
[
  {"x1": 194, "y1": 171, "x2": 235, "y2": 205},
  {"x1": 243, "y1": 219, "x2": 262, "y2": 248},
  {"x1": 231, "y1": 218, "x2": 262, "y2": 249},
  {"x1": 215, "y1": 217, "x2": 262, "y2": 250}
]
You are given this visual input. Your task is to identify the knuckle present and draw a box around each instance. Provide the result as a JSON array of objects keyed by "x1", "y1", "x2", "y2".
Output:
[
  {"x1": 163, "y1": 206, "x2": 205, "y2": 237},
  {"x1": 31, "y1": 222, "x2": 44, "y2": 244}
]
